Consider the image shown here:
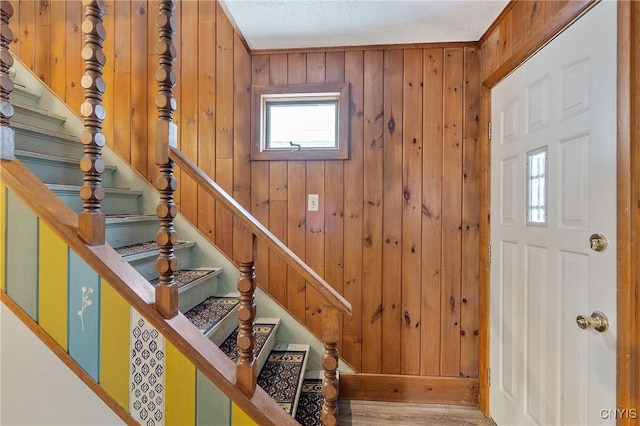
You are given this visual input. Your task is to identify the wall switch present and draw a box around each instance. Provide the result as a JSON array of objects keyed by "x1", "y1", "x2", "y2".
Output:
[{"x1": 308, "y1": 194, "x2": 319, "y2": 212}]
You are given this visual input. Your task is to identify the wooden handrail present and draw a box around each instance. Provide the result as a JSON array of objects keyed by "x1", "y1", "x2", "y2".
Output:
[
  {"x1": 168, "y1": 146, "x2": 353, "y2": 318},
  {"x1": 0, "y1": 158, "x2": 298, "y2": 426}
]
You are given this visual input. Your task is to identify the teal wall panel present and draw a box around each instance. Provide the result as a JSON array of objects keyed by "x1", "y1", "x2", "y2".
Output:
[
  {"x1": 68, "y1": 250, "x2": 101, "y2": 381},
  {"x1": 5, "y1": 190, "x2": 38, "y2": 320},
  {"x1": 196, "y1": 370, "x2": 231, "y2": 426}
]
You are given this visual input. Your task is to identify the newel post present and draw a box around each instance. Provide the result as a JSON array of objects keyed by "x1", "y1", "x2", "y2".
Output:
[
  {"x1": 154, "y1": 0, "x2": 179, "y2": 319},
  {"x1": 0, "y1": 0, "x2": 14, "y2": 161},
  {"x1": 321, "y1": 304, "x2": 340, "y2": 426},
  {"x1": 236, "y1": 234, "x2": 257, "y2": 396},
  {"x1": 78, "y1": 0, "x2": 107, "y2": 245}
]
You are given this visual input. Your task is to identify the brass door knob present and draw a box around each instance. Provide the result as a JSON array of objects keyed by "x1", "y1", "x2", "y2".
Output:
[{"x1": 576, "y1": 311, "x2": 609, "y2": 332}]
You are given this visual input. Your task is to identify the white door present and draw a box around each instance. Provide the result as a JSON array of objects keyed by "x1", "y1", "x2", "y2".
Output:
[{"x1": 490, "y1": 2, "x2": 617, "y2": 425}]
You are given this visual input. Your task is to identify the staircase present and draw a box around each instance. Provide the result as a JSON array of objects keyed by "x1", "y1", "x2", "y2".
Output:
[{"x1": 8, "y1": 60, "x2": 335, "y2": 425}]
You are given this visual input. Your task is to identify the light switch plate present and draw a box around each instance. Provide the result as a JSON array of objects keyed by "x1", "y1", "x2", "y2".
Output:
[{"x1": 308, "y1": 194, "x2": 319, "y2": 212}]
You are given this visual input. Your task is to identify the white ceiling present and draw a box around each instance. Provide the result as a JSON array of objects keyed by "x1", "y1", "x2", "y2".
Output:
[{"x1": 219, "y1": 0, "x2": 508, "y2": 51}]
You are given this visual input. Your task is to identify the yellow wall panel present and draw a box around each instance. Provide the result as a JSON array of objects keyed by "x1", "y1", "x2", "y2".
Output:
[
  {"x1": 165, "y1": 341, "x2": 196, "y2": 426},
  {"x1": 38, "y1": 222, "x2": 68, "y2": 350},
  {"x1": 0, "y1": 183, "x2": 5, "y2": 292},
  {"x1": 99, "y1": 282, "x2": 130, "y2": 410},
  {"x1": 232, "y1": 403, "x2": 258, "y2": 426}
]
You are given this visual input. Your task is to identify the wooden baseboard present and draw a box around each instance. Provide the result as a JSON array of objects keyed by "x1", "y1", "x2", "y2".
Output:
[{"x1": 340, "y1": 373, "x2": 479, "y2": 406}]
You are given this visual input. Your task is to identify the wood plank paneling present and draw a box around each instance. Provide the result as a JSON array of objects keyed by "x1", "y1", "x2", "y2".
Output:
[
  {"x1": 421, "y1": 48, "x2": 444, "y2": 376},
  {"x1": 401, "y1": 48, "x2": 423, "y2": 376},
  {"x1": 129, "y1": 0, "x2": 148, "y2": 178},
  {"x1": 342, "y1": 51, "x2": 365, "y2": 370},
  {"x1": 178, "y1": 0, "x2": 199, "y2": 224},
  {"x1": 381, "y1": 48, "x2": 403, "y2": 375},
  {"x1": 196, "y1": 2, "x2": 216, "y2": 240},
  {"x1": 460, "y1": 47, "x2": 481, "y2": 378},
  {"x1": 361, "y1": 50, "x2": 384, "y2": 373},
  {"x1": 440, "y1": 48, "x2": 464, "y2": 377}
]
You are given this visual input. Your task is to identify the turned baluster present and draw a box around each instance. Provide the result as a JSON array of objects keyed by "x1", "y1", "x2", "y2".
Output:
[
  {"x1": 321, "y1": 304, "x2": 340, "y2": 426},
  {"x1": 77, "y1": 0, "x2": 107, "y2": 245},
  {"x1": 0, "y1": 0, "x2": 14, "y2": 161},
  {"x1": 236, "y1": 235, "x2": 258, "y2": 396},
  {"x1": 154, "y1": 0, "x2": 179, "y2": 319}
]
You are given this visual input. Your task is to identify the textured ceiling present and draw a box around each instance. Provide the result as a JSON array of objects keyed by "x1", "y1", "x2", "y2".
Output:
[{"x1": 219, "y1": 0, "x2": 508, "y2": 50}]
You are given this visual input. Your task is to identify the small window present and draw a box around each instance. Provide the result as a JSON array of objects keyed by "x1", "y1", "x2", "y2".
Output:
[
  {"x1": 527, "y1": 147, "x2": 547, "y2": 225},
  {"x1": 251, "y1": 83, "x2": 350, "y2": 161}
]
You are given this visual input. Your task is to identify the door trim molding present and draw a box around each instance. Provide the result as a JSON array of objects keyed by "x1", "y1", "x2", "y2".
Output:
[
  {"x1": 616, "y1": 2, "x2": 639, "y2": 423},
  {"x1": 479, "y1": 1, "x2": 639, "y2": 418}
]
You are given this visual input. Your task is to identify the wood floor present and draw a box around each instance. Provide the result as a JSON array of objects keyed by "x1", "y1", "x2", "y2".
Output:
[{"x1": 338, "y1": 400, "x2": 496, "y2": 425}]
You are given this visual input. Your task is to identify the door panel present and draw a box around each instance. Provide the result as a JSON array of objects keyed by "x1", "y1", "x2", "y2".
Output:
[{"x1": 490, "y1": 2, "x2": 617, "y2": 425}]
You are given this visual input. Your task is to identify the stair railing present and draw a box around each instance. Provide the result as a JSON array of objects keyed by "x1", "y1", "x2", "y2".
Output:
[
  {"x1": 153, "y1": 0, "x2": 179, "y2": 319},
  {"x1": 169, "y1": 147, "x2": 351, "y2": 425},
  {"x1": 78, "y1": 0, "x2": 107, "y2": 246},
  {"x1": 0, "y1": 0, "x2": 14, "y2": 161},
  {"x1": 152, "y1": 0, "x2": 350, "y2": 422}
]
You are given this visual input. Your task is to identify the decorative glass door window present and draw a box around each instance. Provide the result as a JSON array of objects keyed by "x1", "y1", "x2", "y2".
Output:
[{"x1": 527, "y1": 147, "x2": 547, "y2": 225}]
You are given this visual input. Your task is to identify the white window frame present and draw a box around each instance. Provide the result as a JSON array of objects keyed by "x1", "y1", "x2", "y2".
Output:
[{"x1": 251, "y1": 83, "x2": 350, "y2": 161}]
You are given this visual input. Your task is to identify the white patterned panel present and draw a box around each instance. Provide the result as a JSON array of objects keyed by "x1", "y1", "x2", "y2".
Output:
[
  {"x1": 500, "y1": 241, "x2": 518, "y2": 401},
  {"x1": 559, "y1": 133, "x2": 590, "y2": 229},
  {"x1": 501, "y1": 156, "x2": 518, "y2": 225},
  {"x1": 559, "y1": 250, "x2": 589, "y2": 425},
  {"x1": 526, "y1": 76, "x2": 549, "y2": 134},
  {"x1": 130, "y1": 309, "x2": 165, "y2": 426},
  {"x1": 560, "y1": 58, "x2": 591, "y2": 120},
  {"x1": 501, "y1": 98, "x2": 519, "y2": 145},
  {"x1": 525, "y1": 245, "x2": 548, "y2": 425}
]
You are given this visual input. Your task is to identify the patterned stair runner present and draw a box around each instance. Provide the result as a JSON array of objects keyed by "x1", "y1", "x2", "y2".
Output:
[
  {"x1": 183, "y1": 297, "x2": 239, "y2": 334},
  {"x1": 149, "y1": 269, "x2": 216, "y2": 289},
  {"x1": 257, "y1": 350, "x2": 307, "y2": 415},
  {"x1": 219, "y1": 323, "x2": 276, "y2": 363},
  {"x1": 114, "y1": 240, "x2": 186, "y2": 256},
  {"x1": 295, "y1": 379, "x2": 323, "y2": 425}
]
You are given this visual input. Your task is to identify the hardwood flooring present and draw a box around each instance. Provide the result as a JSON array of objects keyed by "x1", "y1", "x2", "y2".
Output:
[{"x1": 338, "y1": 400, "x2": 496, "y2": 425}]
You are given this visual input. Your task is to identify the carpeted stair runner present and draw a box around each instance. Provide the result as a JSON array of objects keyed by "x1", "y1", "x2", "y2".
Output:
[
  {"x1": 219, "y1": 323, "x2": 276, "y2": 362},
  {"x1": 295, "y1": 379, "x2": 323, "y2": 426},
  {"x1": 257, "y1": 350, "x2": 308, "y2": 415},
  {"x1": 114, "y1": 240, "x2": 187, "y2": 257},
  {"x1": 183, "y1": 297, "x2": 240, "y2": 333},
  {"x1": 149, "y1": 269, "x2": 217, "y2": 289}
]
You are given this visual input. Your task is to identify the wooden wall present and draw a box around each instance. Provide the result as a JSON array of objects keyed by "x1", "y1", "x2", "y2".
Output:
[
  {"x1": 8, "y1": 0, "x2": 251, "y2": 260},
  {"x1": 249, "y1": 47, "x2": 481, "y2": 376},
  {"x1": 479, "y1": 0, "x2": 592, "y2": 83},
  {"x1": 10, "y1": 0, "x2": 482, "y2": 378}
]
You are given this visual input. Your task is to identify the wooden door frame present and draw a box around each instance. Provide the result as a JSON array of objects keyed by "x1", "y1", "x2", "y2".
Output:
[{"x1": 478, "y1": 2, "x2": 639, "y2": 422}]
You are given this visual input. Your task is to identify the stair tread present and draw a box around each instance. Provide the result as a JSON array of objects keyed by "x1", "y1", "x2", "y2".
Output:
[
  {"x1": 13, "y1": 100, "x2": 67, "y2": 124},
  {"x1": 114, "y1": 240, "x2": 188, "y2": 257},
  {"x1": 12, "y1": 121, "x2": 78, "y2": 141},
  {"x1": 15, "y1": 149, "x2": 117, "y2": 171},
  {"x1": 184, "y1": 296, "x2": 240, "y2": 333},
  {"x1": 149, "y1": 268, "x2": 221, "y2": 289},
  {"x1": 257, "y1": 348, "x2": 309, "y2": 415},
  {"x1": 219, "y1": 322, "x2": 277, "y2": 363},
  {"x1": 295, "y1": 379, "x2": 323, "y2": 426},
  {"x1": 46, "y1": 183, "x2": 139, "y2": 194}
]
